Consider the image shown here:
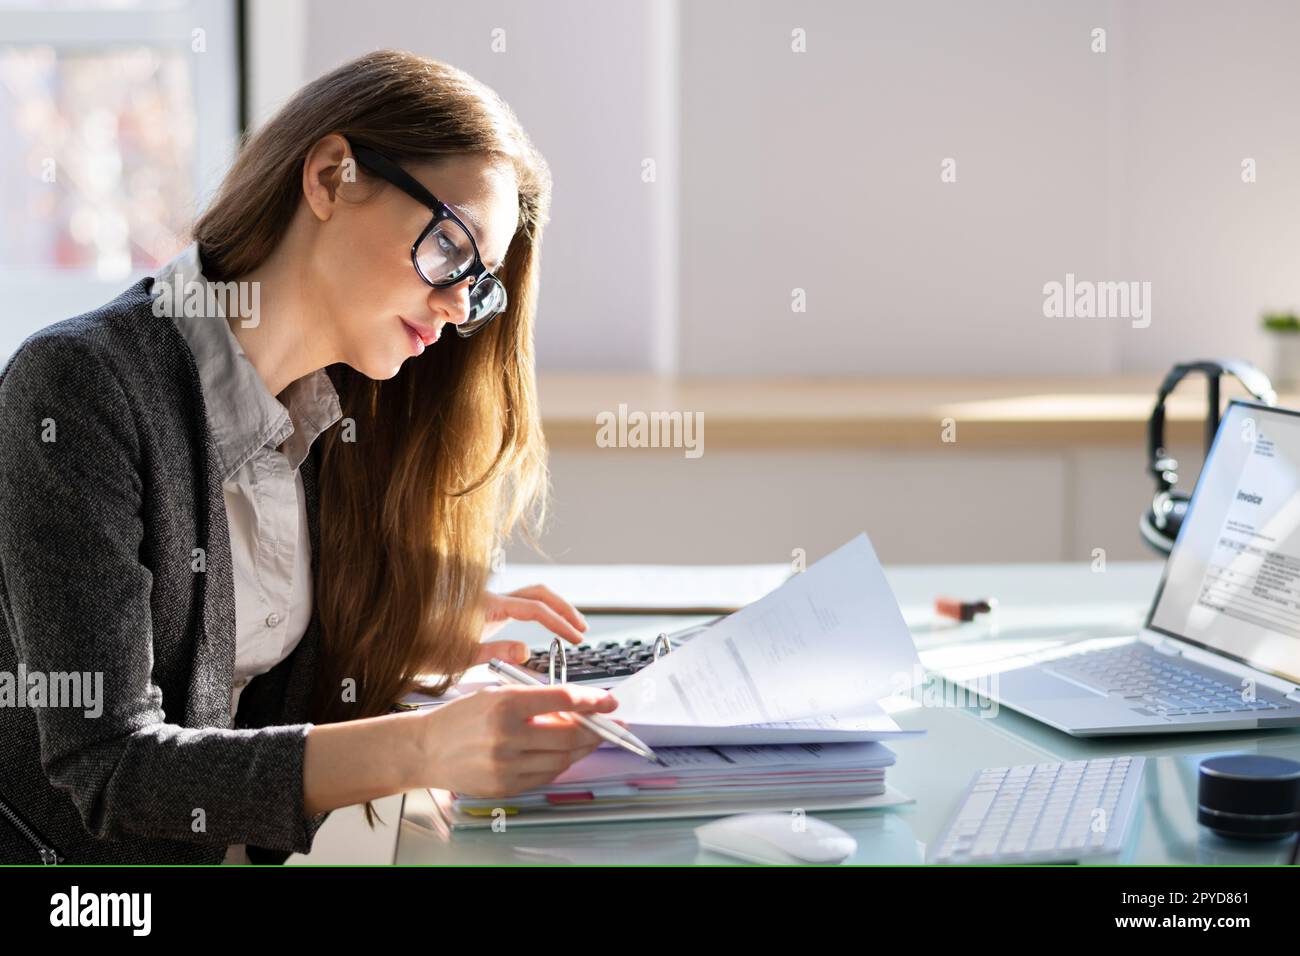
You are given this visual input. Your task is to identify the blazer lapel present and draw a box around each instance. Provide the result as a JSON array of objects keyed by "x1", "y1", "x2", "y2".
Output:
[{"x1": 183, "y1": 367, "x2": 238, "y2": 728}]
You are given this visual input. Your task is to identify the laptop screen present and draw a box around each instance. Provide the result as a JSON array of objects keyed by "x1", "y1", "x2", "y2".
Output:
[{"x1": 1147, "y1": 400, "x2": 1300, "y2": 685}]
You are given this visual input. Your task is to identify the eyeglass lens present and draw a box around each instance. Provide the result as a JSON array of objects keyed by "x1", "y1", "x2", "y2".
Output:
[{"x1": 415, "y1": 220, "x2": 507, "y2": 332}]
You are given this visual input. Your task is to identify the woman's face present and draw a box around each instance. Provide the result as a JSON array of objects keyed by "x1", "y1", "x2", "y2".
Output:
[{"x1": 308, "y1": 142, "x2": 520, "y2": 380}]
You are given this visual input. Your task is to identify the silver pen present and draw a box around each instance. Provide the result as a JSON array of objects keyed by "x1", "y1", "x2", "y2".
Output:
[{"x1": 487, "y1": 658, "x2": 664, "y2": 765}]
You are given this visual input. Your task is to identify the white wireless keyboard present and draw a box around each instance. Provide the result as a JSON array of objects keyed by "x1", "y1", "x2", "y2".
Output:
[{"x1": 930, "y1": 756, "x2": 1145, "y2": 864}]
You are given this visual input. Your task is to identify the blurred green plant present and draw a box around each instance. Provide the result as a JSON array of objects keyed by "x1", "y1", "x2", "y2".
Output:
[{"x1": 1262, "y1": 312, "x2": 1300, "y2": 333}]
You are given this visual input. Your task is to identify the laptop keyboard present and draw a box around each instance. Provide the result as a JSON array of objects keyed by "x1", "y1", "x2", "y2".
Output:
[{"x1": 1044, "y1": 643, "x2": 1292, "y2": 717}]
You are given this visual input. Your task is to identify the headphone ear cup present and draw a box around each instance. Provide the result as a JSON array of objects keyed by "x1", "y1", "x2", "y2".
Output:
[
  {"x1": 1141, "y1": 358, "x2": 1270, "y2": 556},
  {"x1": 1140, "y1": 490, "x2": 1192, "y2": 554}
]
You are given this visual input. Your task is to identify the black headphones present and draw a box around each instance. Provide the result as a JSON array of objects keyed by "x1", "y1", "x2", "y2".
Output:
[{"x1": 1140, "y1": 359, "x2": 1277, "y2": 555}]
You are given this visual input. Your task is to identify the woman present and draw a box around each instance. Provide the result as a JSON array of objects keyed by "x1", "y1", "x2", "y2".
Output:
[{"x1": 0, "y1": 50, "x2": 617, "y2": 865}]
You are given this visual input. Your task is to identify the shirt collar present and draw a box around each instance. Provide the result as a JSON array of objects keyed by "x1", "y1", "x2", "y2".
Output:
[{"x1": 154, "y1": 243, "x2": 343, "y2": 480}]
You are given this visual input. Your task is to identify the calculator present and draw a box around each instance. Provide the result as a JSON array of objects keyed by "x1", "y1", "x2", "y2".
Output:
[{"x1": 521, "y1": 619, "x2": 720, "y2": 685}]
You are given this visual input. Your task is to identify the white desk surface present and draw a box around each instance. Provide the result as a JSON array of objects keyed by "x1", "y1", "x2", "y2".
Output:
[{"x1": 395, "y1": 560, "x2": 1300, "y2": 865}]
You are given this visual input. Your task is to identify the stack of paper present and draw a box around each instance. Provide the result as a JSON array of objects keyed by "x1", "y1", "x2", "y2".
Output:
[
  {"x1": 440, "y1": 742, "x2": 909, "y2": 828},
  {"x1": 434, "y1": 533, "x2": 926, "y2": 828}
]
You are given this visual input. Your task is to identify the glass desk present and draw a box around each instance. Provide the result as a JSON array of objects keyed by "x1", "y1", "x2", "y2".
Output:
[{"x1": 395, "y1": 561, "x2": 1300, "y2": 864}]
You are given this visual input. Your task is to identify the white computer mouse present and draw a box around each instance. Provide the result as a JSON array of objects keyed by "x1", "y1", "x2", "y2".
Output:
[{"x1": 694, "y1": 813, "x2": 858, "y2": 865}]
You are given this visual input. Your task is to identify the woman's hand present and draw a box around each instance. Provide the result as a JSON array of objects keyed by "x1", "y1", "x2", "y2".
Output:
[
  {"x1": 473, "y1": 584, "x2": 590, "y2": 666},
  {"x1": 419, "y1": 683, "x2": 618, "y2": 798}
]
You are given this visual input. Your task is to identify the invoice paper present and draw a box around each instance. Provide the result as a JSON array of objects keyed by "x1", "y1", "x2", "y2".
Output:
[{"x1": 610, "y1": 533, "x2": 921, "y2": 726}]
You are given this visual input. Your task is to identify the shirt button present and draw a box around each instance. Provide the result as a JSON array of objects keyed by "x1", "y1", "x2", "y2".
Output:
[{"x1": 265, "y1": 612, "x2": 281, "y2": 628}]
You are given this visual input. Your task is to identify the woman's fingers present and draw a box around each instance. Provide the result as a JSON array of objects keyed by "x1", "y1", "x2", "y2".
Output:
[
  {"x1": 506, "y1": 585, "x2": 588, "y2": 639},
  {"x1": 495, "y1": 684, "x2": 618, "y2": 720},
  {"x1": 488, "y1": 729, "x2": 603, "y2": 795},
  {"x1": 515, "y1": 713, "x2": 603, "y2": 751},
  {"x1": 484, "y1": 685, "x2": 613, "y2": 751},
  {"x1": 507, "y1": 746, "x2": 599, "y2": 778},
  {"x1": 474, "y1": 639, "x2": 529, "y2": 664},
  {"x1": 497, "y1": 595, "x2": 585, "y2": 643}
]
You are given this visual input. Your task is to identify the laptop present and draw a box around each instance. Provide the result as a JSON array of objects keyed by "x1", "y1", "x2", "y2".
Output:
[{"x1": 956, "y1": 398, "x2": 1300, "y2": 736}]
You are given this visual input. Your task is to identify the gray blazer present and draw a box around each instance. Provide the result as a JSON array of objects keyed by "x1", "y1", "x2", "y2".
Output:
[{"x1": 0, "y1": 278, "x2": 333, "y2": 864}]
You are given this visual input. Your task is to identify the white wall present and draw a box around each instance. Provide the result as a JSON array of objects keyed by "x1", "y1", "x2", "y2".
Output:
[
  {"x1": 1105, "y1": 0, "x2": 1300, "y2": 373},
  {"x1": 509, "y1": 438, "x2": 1205, "y2": 567},
  {"x1": 678, "y1": 0, "x2": 1300, "y2": 378}
]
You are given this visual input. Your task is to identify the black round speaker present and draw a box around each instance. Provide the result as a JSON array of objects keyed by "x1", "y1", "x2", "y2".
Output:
[{"x1": 1197, "y1": 754, "x2": 1300, "y2": 840}]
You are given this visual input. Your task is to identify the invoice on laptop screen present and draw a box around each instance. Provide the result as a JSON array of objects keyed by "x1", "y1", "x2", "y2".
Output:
[{"x1": 1148, "y1": 401, "x2": 1300, "y2": 685}]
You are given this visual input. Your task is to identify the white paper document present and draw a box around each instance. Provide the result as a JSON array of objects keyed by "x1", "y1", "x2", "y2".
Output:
[
  {"x1": 549, "y1": 739, "x2": 898, "y2": 785},
  {"x1": 610, "y1": 533, "x2": 922, "y2": 728},
  {"x1": 625, "y1": 702, "x2": 922, "y2": 746}
]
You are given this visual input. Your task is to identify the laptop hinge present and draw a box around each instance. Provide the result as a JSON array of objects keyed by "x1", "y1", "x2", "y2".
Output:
[{"x1": 1151, "y1": 636, "x2": 1185, "y2": 657}]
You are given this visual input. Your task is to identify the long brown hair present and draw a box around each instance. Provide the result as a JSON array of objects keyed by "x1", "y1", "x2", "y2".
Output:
[{"x1": 194, "y1": 51, "x2": 552, "y2": 736}]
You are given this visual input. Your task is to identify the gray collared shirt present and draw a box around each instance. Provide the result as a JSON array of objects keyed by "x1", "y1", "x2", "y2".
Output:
[{"x1": 153, "y1": 244, "x2": 341, "y2": 863}]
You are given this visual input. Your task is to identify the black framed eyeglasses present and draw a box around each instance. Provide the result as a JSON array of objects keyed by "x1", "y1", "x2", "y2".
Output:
[{"x1": 350, "y1": 141, "x2": 507, "y2": 337}]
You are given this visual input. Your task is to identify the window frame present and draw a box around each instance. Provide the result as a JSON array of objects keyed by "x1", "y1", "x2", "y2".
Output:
[{"x1": 0, "y1": 0, "x2": 243, "y2": 360}]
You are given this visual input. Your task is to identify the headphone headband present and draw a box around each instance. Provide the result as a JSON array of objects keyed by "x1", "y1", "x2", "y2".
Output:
[{"x1": 1147, "y1": 359, "x2": 1277, "y2": 492}]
